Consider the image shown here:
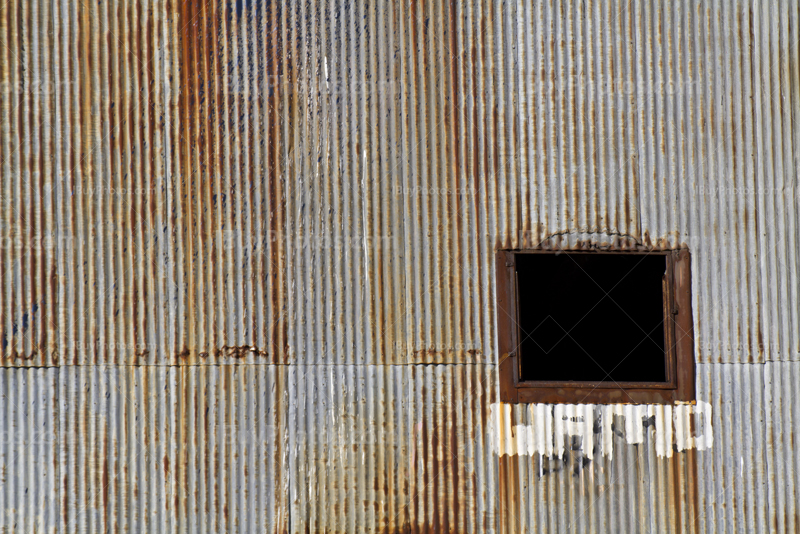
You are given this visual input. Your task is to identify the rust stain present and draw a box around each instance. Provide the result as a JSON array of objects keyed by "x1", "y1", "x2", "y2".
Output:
[
  {"x1": 176, "y1": 0, "x2": 287, "y2": 365},
  {"x1": 447, "y1": 0, "x2": 465, "y2": 360},
  {"x1": 498, "y1": 453, "x2": 521, "y2": 534},
  {"x1": 411, "y1": 348, "x2": 481, "y2": 363},
  {"x1": 102, "y1": 458, "x2": 111, "y2": 517},
  {"x1": 62, "y1": 474, "x2": 69, "y2": 527},
  {"x1": 198, "y1": 345, "x2": 269, "y2": 359}
]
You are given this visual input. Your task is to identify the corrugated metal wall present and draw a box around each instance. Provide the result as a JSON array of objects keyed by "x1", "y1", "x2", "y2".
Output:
[{"x1": 0, "y1": 0, "x2": 798, "y2": 532}]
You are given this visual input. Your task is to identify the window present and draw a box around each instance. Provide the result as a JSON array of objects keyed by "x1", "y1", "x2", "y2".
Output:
[{"x1": 496, "y1": 249, "x2": 695, "y2": 404}]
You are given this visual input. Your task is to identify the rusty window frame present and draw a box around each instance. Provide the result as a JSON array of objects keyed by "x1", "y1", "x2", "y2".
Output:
[{"x1": 496, "y1": 249, "x2": 695, "y2": 404}]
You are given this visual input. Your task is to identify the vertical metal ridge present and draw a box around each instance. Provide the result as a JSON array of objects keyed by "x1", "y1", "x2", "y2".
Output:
[
  {"x1": 106, "y1": 0, "x2": 122, "y2": 368},
  {"x1": 19, "y1": 0, "x2": 32, "y2": 364},
  {"x1": 0, "y1": 0, "x2": 8, "y2": 365},
  {"x1": 95, "y1": 0, "x2": 109, "y2": 367}
]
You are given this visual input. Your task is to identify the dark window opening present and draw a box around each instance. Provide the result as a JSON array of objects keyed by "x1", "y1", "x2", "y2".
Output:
[
  {"x1": 496, "y1": 249, "x2": 696, "y2": 404},
  {"x1": 516, "y1": 253, "x2": 667, "y2": 383}
]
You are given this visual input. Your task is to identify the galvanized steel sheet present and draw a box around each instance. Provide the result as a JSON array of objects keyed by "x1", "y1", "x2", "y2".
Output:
[
  {"x1": 0, "y1": 368, "x2": 59, "y2": 534},
  {"x1": 58, "y1": 364, "x2": 289, "y2": 532}
]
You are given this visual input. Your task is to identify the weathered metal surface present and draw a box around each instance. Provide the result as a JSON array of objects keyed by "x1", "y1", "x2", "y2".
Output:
[
  {"x1": 288, "y1": 364, "x2": 497, "y2": 532},
  {"x1": 696, "y1": 363, "x2": 770, "y2": 533},
  {"x1": 58, "y1": 364, "x2": 289, "y2": 533},
  {"x1": 0, "y1": 0, "x2": 798, "y2": 532},
  {"x1": 0, "y1": 368, "x2": 59, "y2": 533},
  {"x1": 492, "y1": 0, "x2": 800, "y2": 529},
  {"x1": 0, "y1": 0, "x2": 59, "y2": 366},
  {"x1": 504, "y1": 0, "x2": 800, "y2": 364},
  {"x1": 763, "y1": 361, "x2": 800, "y2": 533},
  {"x1": 1, "y1": 0, "x2": 794, "y2": 367},
  {"x1": 492, "y1": 400, "x2": 705, "y2": 533},
  {"x1": 52, "y1": 364, "x2": 497, "y2": 533},
  {"x1": 491, "y1": 363, "x2": 798, "y2": 534}
]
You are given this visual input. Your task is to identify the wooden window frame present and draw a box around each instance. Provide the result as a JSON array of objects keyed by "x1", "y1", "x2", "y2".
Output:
[{"x1": 496, "y1": 249, "x2": 695, "y2": 404}]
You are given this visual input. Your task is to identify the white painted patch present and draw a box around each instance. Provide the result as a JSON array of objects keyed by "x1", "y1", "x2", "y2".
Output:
[{"x1": 490, "y1": 401, "x2": 713, "y2": 459}]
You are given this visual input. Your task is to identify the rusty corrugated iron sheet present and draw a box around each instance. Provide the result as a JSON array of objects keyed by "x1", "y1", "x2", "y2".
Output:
[
  {"x1": 0, "y1": 0, "x2": 798, "y2": 532},
  {"x1": 492, "y1": 401, "x2": 705, "y2": 533},
  {"x1": 492, "y1": 363, "x2": 785, "y2": 533},
  {"x1": 3, "y1": 0, "x2": 792, "y2": 367},
  {"x1": 288, "y1": 364, "x2": 497, "y2": 532},
  {"x1": 493, "y1": 0, "x2": 799, "y2": 530},
  {"x1": 502, "y1": 0, "x2": 800, "y2": 365},
  {"x1": 54, "y1": 363, "x2": 496, "y2": 532}
]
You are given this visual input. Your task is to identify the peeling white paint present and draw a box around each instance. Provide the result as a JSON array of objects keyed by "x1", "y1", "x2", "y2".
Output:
[{"x1": 490, "y1": 401, "x2": 713, "y2": 460}]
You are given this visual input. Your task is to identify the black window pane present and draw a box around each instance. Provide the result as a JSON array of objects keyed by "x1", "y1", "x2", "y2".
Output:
[{"x1": 517, "y1": 253, "x2": 667, "y2": 383}]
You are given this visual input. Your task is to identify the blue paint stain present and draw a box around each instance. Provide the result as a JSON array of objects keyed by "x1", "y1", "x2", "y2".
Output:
[
  {"x1": 230, "y1": 0, "x2": 264, "y2": 18},
  {"x1": 2, "y1": 303, "x2": 39, "y2": 350}
]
